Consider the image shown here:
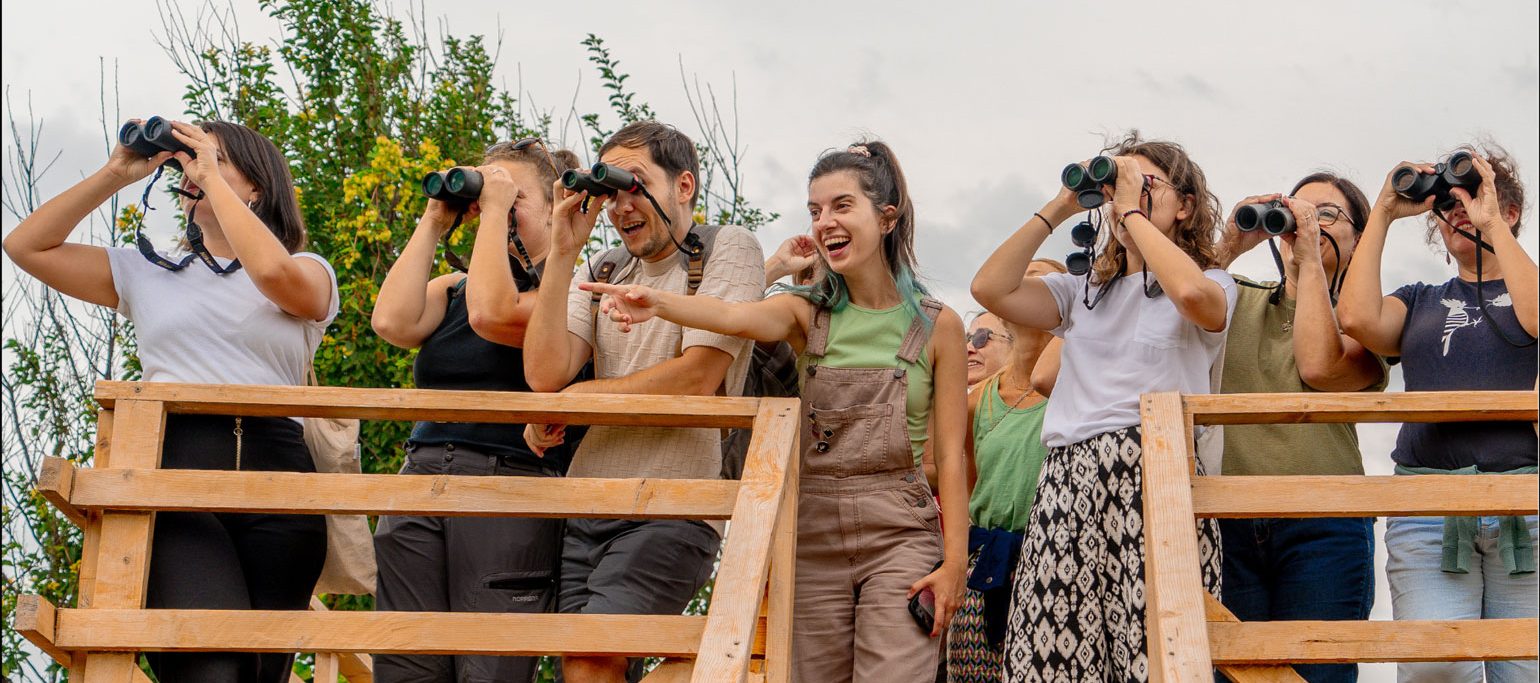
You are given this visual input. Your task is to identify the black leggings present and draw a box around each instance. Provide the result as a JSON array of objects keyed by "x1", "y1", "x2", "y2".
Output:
[{"x1": 143, "y1": 414, "x2": 328, "y2": 683}]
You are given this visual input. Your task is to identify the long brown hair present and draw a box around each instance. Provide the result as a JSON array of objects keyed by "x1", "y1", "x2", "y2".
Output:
[
  {"x1": 1090, "y1": 131, "x2": 1221, "y2": 284},
  {"x1": 203, "y1": 121, "x2": 306, "y2": 252}
]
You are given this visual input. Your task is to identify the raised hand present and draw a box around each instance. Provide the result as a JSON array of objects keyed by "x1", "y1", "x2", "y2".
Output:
[
  {"x1": 168, "y1": 121, "x2": 225, "y2": 191},
  {"x1": 104, "y1": 119, "x2": 175, "y2": 185},
  {"x1": 549, "y1": 177, "x2": 602, "y2": 258},
  {"x1": 1280, "y1": 196, "x2": 1323, "y2": 269},
  {"x1": 1218, "y1": 193, "x2": 1283, "y2": 266},
  {"x1": 1373, "y1": 161, "x2": 1438, "y2": 221},
  {"x1": 1449, "y1": 154, "x2": 1508, "y2": 236}
]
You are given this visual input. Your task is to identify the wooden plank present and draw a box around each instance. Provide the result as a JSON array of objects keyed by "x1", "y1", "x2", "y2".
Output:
[
  {"x1": 16, "y1": 594, "x2": 72, "y2": 669},
  {"x1": 54, "y1": 609, "x2": 705, "y2": 658},
  {"x1": 640, "y1": 660, "x2": 695, "y2": 682},
  {"x1": 314, "y1": 652, "x2": 340, "y2": 683},
  {"x1": 310, "y1": 597, "x2": 373, "y2": 682},
  {"x1": 1204, "y1": 594, "x2": 1306, "y2": 683},
  {"x1": 70, "y1": 409, "x2": 113, "y2": 682},
  {"x1": 94, "y1": 381, "x2": 759, "y2": 429},
  {"x1": 1209, "y1": 618, "x2": 1539, "y2": 664},
  {"x1": 1139, "y1": 392, "x2": 1213, "y2": 681},
  {"x1": 693, "y1": 399, "x2": 800, "y2": 683},
  {"x1": 37, "y1": 456, "x2": 85, "y2": 526},
  {"x1": 1192, "y1": 475, "x2": 1539, "y2": 518},
  {"x1": 83, "y1": 399, "x2": 166, "y2": 683},
  {"x1": 67, "y1": 467, "x2": 740, "y2": 520},
  {"x1": 763, "y1": 444, "x2": 798, "y2": 683},
  {"x1": 1184, "y1": 391, "x2": 1537, "y2": 425}
]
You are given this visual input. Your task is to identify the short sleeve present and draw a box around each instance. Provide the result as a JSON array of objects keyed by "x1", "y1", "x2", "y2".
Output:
[
  {"x1": 565, "y1": 256, "x2": 598, "y2": 349},
  {"x1": 104, "y1": 247, "x2": 142, "y2": 321},
  {"x1": 1390, "y1": 282, "x2": 1423, "y2": 310},
  {"x1": 682, "y1": 226, "x2": 766, "y2": 356},
  {"x1": 1203, "y1": 269, "x2": 1239, "y2": 342},
  {"x1": 1037, "y1": 270, "x2": 1081, "y2": 337},
  {"x1": 293, "y1": 252, "x2": 340, "y2": 327}
]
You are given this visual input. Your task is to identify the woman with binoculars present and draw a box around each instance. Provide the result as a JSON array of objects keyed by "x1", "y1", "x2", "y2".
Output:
[
  {"x1": 971, "y1": 133, "x2": 1233, "y2": 682},
  {"x1": 369, "y1": 139, "x2": 583, "y2": 683},
  {"x1": 1339, "y1": 144, "x2": 1538, "y2": 683},
  {"x1": 579, "y1": 139, "x2": 970, "y2": 682},
  {"x1": 1213, "y1": 173, "x2": 1387, "y2": 683},
  {"x1": 4, "y1": 119, "x2": 336, "y2": 682}
]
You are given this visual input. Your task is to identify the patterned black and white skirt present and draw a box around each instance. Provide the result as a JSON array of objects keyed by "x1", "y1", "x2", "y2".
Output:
[{"x1": 1001, "y1": 426, "x2": 1221, "y2": 682}]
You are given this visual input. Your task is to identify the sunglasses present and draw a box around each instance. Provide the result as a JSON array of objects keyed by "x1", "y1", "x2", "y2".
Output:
[
  {"x1": 485, "y1": 137, "x2": 559, "y2": 174},
  {"x1": 967, "y1": 328, "x2": 1012, "y2": 350}
]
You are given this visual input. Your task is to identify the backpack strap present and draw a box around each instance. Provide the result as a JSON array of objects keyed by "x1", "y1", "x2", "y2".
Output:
[
  {"x1": 587, "y1": 247, "x2": 632, "y2": 321},
  {"x1": 895, "y1": 297, "x2": 945, "y2": 364},
  {"x1": 680, "y1": 224, "x2": 724, "y2": 296},
  {"x1": 805, "y1": 306, "x2": 833, "y2": 359}
]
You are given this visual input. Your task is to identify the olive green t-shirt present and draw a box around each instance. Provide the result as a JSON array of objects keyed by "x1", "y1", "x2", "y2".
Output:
[
  {"x1": 1220, "y1": 278, "x2": 1389, "y2": 476},
  {"x1": 796, "y1": 301, "x2": 933, "y2": 464}
]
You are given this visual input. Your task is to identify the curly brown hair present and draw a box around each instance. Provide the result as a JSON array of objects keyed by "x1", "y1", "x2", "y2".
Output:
[
  {"x1": 1424, "y1": 140, "x2": 1526, "y2": 244},
  {"x1": 1090, "y1": 131, "x2": 1221, "y2": 284},
  {"x1": 481, "y1": 140, "x2": 582, "y2": 203}
]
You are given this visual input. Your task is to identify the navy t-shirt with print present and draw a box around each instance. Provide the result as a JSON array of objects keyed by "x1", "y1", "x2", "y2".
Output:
[{"x1": 1390, "y1": 277, "x2": 1537, "y2": 470}]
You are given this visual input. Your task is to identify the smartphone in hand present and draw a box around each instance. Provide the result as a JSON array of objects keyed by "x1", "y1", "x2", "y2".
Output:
[{"x1": 908, "y1": 588, "x2": 936, "y2": 634}]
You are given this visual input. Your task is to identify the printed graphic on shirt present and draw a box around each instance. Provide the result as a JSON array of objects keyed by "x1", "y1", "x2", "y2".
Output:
[{"x1": 1439, "y1": 293, "x2": 1513, "y2": 356}]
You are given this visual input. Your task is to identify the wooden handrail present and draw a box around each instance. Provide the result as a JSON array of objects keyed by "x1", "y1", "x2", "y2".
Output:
[
  {"x1": 1142, "y1": 390, "x2": 1540, "y2": 683},
  {"x1": 25, "y1": 382, "x2": 801, "y2": 683},
  {"x1": 94, "y1": 381, "x2": 761, "y2": 428}
]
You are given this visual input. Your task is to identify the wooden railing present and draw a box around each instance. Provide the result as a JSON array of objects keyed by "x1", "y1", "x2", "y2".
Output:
[
  {"x1": 1140, "y1": 390, "x2": 1540, "y2": 682},
  {"x1": 16, "y1": 381, "x2": 802, "y2": 683}
]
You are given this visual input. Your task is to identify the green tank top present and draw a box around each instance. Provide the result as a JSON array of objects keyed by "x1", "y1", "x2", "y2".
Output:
[
  {"x1": 968, "y1": 374, "x2": 1050, "y2": 531},
  {"x1": 798, "y1": 302, "x2": 933, "y2": 464}
]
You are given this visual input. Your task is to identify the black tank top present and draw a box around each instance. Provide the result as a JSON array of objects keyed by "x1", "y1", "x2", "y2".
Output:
[{"x1": 409, "y1": 272, "x2": 574, "y2": 472}]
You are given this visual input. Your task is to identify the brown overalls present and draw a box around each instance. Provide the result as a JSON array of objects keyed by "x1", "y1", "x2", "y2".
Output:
[{"x1": 792, "y1": 299, "x2": 945, "y2": 682}]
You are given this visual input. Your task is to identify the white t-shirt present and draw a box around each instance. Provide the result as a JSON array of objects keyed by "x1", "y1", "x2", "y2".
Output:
[
  {"x1": 1040, "y1": 268, "x2": 1237, "y2": 448},
  {"x1": 106, "y1": 247, "x2": 339, "y2": 390}
]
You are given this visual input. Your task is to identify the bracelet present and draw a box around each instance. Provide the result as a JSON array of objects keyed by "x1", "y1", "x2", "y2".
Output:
[
  {"x1": 1120, "y1": 208, "x2": 1148, "y2": 223},
  {"x1": 1032, "y1": 212, "x2": 1053, "y2": 234}
]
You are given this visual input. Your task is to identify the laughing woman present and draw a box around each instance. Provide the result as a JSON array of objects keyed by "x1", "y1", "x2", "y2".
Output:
[
  {"x1": 579, "y1": 140, "x2": 969, "y2": 681},
  {"x1": 971, "y1": 133, "x2": 1234, "y2": 682}
]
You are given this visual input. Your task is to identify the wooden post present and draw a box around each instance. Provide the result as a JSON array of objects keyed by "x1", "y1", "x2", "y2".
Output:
[
  {"x1": 692, "y1": 399, "x2": 799, "y2": 682},
  {"x1": 763, "y1": 444, "x2": 798, "y2": 683},
  {"x1": 1140, "y1": 392, "x2": 1213, "y2": 681},
  {"x1": 81, "y1": 400, "x2": 166, "y2": 683},
  {"x1": 1205, "y1": 595, "x2": 1305, "y2": 682}
]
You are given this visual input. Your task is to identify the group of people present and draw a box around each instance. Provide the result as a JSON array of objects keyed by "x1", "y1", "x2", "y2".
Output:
[{"x1": 4, "y1": 115, "x2": 1535, "y2": 683}]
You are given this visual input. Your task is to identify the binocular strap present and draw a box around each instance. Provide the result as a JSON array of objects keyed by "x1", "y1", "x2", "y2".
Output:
[{"x1": 134, "y1": 166, "x2": 242, "y2": 275}]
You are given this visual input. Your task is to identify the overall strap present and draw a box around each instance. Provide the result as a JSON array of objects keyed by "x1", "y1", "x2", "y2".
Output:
[
  {"x1": 805, "y1": 306, "x2": 833, "y2": 359},
  {"x1": 895, "y1": 297, "x2": 944, "y2": 364}
]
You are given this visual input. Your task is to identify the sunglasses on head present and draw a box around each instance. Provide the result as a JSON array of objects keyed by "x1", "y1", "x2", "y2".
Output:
[
  {"x1": 967, "y1": 328, "x2": 1012, "y2": 350},
  {"x1": 485, "y1": 137, "x2": 559, "y2": 173}
]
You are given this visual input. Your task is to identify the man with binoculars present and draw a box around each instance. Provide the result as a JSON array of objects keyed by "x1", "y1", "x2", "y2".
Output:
[{"x1": 520, "y1": 120, "x2": 764, "y2": 683}]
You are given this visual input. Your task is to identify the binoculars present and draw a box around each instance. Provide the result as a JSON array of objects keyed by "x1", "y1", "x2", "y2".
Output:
[
  {"x1": 1061, "y1": 156, "x2": 1118, "y2": 209},
  {"x1": 1393, "y1": 151, "x2": 1480, "y2": 209},
  {"x1": 421, "y1": 167, "x2": 485, "y2": 208},
  {"x1": 561, "y1": 162, "x2": 642, "y2": 197},
  {"x1": 1235, "y1": 200, "x2": 1295, "y2": 235},
  {"x1": 118, "y1": 117, "x2": 195, "y2": 169},
  {"x1": 1066, "y1": 220, "x2": 1097, "y2": 275}
]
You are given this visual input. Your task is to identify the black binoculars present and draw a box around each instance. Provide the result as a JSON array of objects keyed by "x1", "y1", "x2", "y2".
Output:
[
  {"x1": 1061, "y1": 156, "x2": 1118, "y2": 209},
  {"x1": 1236, "y1": 200, "x2": 1295, "y2": 235},
  {"x1": 421, "y1": 167, "x2": 485, "y2": 208},
  {"x1": 1393, "y1": 151, "x2": 1480, "y2": 209},
  {"x1": 118, "y1": 117, "x2": 195, "y2": 169},
  {"x1": 561, "y1": 162, "x2": 643, "y2": 197},
  {"x1": 1066, "y1": 220, "x2": 1098, "y2": 275}
]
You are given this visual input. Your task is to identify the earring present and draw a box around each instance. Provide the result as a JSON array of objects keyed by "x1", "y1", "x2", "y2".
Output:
[{"x1": 1445, "y1": 252, "x2": 1451, "y2": 265}]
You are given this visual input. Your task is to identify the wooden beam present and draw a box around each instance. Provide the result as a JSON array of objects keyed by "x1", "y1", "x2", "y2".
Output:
[
  {"x1": 37, "y1": 455, "x2": 85, "y2": 526},
  {"x1": 54, "y1": 609, "x2": 705, "y2": 658},
  {"x1": 310, "y1": 597, "x2": 373, "y2": 682},
  {"x1": 70, "y1": 409, "x2": 113, "y2": 681},
  {"x1": 693, "y1": 400, "x2": 800, "y2": 683},
  {"x1": 1204, "y1": 594, "x2": 1306, "y2": 683},
  {"x1": 1139, "y1": 392, "x2": 1214, "y2": 681},
  {"x1": 640, "y1": 660, "x2": 695, "y2": 682},
  {"x1": 1184, "y1": 391, "x2": 1537, "y2": 425},
  {"x1": 1192, "y1": 475, "x2": 1539, "y2": 518},
  {"x1": 314, "y1": 653, "x2": 340, "y2": 683},
  {"x1": 16, "y1": 594, "x2": 72, "y2": 669},
  {"x1": 1209, "y1": 618, "x2": 1539, "y2": 664},
  {"x1": 67, "y1": 467, "x2": 740, "y2": 520},
  {"x1": 84, "y1": 399, "x2": 166, "y2": 683},
  {"x1": 762, "y1": 446, "x2": 798, "y2": 683},
  {"x1": 95, "y1": 381, "x2": 759, "y2": 429}
]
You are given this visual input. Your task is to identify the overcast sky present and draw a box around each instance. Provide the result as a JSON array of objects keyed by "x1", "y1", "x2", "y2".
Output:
[{"x1": 3, "y1": 1, "x2": 1537, "y2": 679}]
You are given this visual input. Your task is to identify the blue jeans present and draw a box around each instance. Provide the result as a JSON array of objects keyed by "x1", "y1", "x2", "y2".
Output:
[
  {"x1": 1218, "y1": 517, "x2": 1374, "y2": 683},
  {"x1": 1386, "y1": 515, "x2": 1539, "y2": 683}
]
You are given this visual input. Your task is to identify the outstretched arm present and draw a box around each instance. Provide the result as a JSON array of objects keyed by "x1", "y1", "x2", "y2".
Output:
[{"x1": 581, "y1": 282, "x2": 810, "y2": 351}]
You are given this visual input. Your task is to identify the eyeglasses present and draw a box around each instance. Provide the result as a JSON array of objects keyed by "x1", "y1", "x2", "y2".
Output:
[
  {"x1": 485, "y1": 137, "x2": 559, "y2": 175},
  {"x1": 967, "y1": 328, "x2": 1012, "y2": 350},
  {"x1": 1316, "y1": 205, "x2": 1353, "y2": 228}
]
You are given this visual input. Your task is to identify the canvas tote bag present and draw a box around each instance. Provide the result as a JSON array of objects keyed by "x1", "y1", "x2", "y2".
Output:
[{"x1": 303, "y1": 365, "x2": 376, "y2": 595}]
